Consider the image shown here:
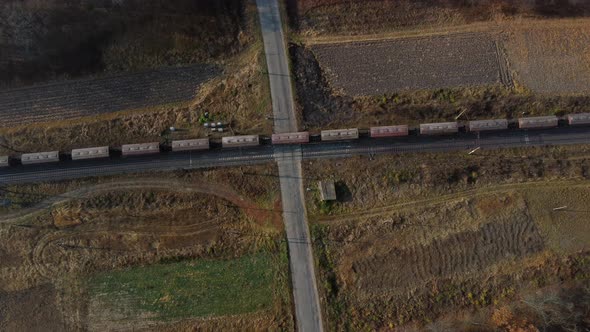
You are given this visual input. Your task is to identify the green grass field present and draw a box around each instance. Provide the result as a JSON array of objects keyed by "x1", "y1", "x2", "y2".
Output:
[{"x1": 87, "y1": 252, "x2": 277, "y2": 320}]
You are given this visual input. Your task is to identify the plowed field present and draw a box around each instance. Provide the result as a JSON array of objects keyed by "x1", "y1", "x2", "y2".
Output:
[
  {"x1": 311, "y1": 32, "x2": 508, "y2": 95},
  {"x1": 349, "y1": 218, "x2": 543, "y2": 299},
  {"x1": 0, "y1": 65, "x2": 219, "y2": 128}
]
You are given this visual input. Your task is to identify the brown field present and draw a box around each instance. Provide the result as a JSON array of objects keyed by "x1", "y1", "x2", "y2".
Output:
[
  {"x1": 304, "y1": 145, "x2": 590, "y2": 329},
  {"x1": 506, "y1": 22, "x2": 590, "y2": 94},
  {"x1": 311, "y1": 32, "x2": 508, "y2": 95},
  {"x1": 0, "y1": 65, "x2": 219, "y2": 128},
  {"x1": 0, "y1": 165, "x2": 293, "y2": 331}
]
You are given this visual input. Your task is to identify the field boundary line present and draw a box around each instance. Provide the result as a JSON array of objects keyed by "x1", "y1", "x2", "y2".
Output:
[
  {"x1": 301, "y1": 17, "x2": 590, "y2": 46},
  {"x1": 302, "y1": 22, "x2": 503, "y2": 45}
]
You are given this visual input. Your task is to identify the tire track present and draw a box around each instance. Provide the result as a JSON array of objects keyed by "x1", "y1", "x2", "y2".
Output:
[{"x1": 31, "y1": 218, "x2": 224, "y2": 280}]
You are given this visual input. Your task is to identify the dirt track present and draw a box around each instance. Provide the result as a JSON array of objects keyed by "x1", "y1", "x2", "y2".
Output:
[
  {"x1": 0, "y1": 178, "x2": 282, "y2": 228},
  {"x1": 0, "y1": 65, "x2": 220, "y2": 128}
]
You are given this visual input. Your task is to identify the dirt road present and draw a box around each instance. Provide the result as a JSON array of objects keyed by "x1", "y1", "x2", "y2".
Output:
[{"x1": 0, "y1": 179, "x2": 281, "y2": 228}]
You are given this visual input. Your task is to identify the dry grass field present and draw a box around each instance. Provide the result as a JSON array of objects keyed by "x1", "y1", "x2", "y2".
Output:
[
  {"x1": 287, "y1": 0, "x2": 590, "y2": 35},
  {"x1": 506, "y1": 21, "x2": 590, "y2": 94},
  {"x1": 286, "y1": 1, "x2": 590, "y2": 128},
  {"x1": 304, "y1": 145, "x2": 590, "y2": 329},
  {"x1": 0, "y1": 165, "x2": 293, "y2": 331},
  {"x1": 311, "y1": 32, "x2": 507, "y2": 95}
]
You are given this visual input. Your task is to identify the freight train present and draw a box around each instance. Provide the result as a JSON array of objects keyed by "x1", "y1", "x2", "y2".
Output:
[{"x1": 2, "y1": 113, "x2": 590, "y2": 167}]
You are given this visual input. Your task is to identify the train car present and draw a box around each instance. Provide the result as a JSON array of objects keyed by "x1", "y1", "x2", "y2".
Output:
[
  {"x1": 171, "y1": 138, "x2": 210, "y2": 152},
  {"x1": 71, "y1": 146, "x2": 109, "y2": 160},
  {"x1": 321, "y1": 128, "x2": 359, "y2": 141},
  {"x1": 121, "y1": 142, "x2": 160, "y2": 156},
  {"x1": 0, "y1": 156, "x2": 8, "y2": 167},
  {"x1": 419, "y1": 122, "x2": 458, "y2": 135},
  {"x1": 271, "y1": 132, "x2": 310, "y2": 144},
  {"x1": 369, "y1": 125, "x2": 409, "y2": 138},
  {"x1": 518, "y1": 116, "x2": 558, "y2": 129},
  {"x1": 222, "y1": 135, "x2": 260, "y2": 148},
  {"x1": 567, "y1": 113, "x2": 590, "y2": 126},
  {"x1": 467, "y1": 119, "x2": 509, "y2": 132},
  {"x1": 21, "y1": 151, "x2": 60, "y2": 165}
]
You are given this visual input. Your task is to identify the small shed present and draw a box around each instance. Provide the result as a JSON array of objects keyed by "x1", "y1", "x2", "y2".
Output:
[{"x1": 318, "y1": 181, "x2": 336, "y2": 201}]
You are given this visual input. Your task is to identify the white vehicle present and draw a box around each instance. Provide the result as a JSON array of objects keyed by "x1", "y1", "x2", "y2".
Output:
[
  {"x1": 71, "y1": 146, "x2": 109, "y2": 160},
  {"x1": 21, "y1": 151, "x2": 60, "y2": 165}
]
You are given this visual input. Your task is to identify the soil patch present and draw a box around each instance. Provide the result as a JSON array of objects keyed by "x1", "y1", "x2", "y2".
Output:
[
  {"x1": 311, "y1": 32, "x2": 505, "y2": 95},
  {"x1": 0, "y1": 284, "x2": 66, "y2": 331}
]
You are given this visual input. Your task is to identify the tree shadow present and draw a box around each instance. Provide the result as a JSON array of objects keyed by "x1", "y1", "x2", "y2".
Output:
[{"x1": 335, "y1": 181, "x2": 352, "y2": 203}]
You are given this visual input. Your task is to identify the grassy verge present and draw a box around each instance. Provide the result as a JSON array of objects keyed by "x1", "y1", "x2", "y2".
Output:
[
  {"x1": 310, "y1": 223, "x2": 349, "y2": 331},
  {"x1": 87, "y1": 252, "x2": 277, "y2": 321}
]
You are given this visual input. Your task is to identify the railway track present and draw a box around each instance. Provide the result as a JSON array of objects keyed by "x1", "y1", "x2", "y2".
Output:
[{"x1": 2, "y1": 126, "x2": 590, "y2": 183}]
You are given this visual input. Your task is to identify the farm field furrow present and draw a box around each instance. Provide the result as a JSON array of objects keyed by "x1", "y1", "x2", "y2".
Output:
[
  {"x1": 0, "y1": 65, "x2": 220, "y2": 128},
  {"x1": 311, "y1": 32, "x2": 503, "y2": 95}
]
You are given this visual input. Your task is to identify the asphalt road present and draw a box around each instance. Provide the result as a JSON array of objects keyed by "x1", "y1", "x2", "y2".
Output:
[
  {"x1": 2, "y1": 127, "x2": 590, "y2": 185},
  {"x1": 257, "y1": 0, "x2": 325, "y2": 331},
  {"x1": 257, "y1": 0, "x2": 298, "y2": 134},
  {"x1": 275, "y1": 146, "x2": 324, "y2": 331}
]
